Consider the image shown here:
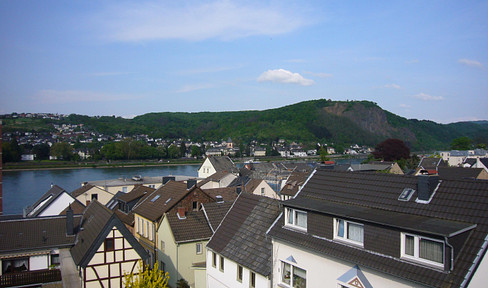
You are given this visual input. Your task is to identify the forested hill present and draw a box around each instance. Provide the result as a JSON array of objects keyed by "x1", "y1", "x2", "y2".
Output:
[{"x1": 7, "y1": 100, "x2": 488, "y2": 151}]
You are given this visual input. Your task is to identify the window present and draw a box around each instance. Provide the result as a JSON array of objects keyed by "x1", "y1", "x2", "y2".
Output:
[
  {"x1": 285, "y1": 208, "x2": 307, "y2": 230},
  {"x1": 212, "y1": 252, "x2": 217, "y2": 268},
  {"x1": 160, "y1": 261, "x2": 165, "y2": 272},
  {"x1": 334, "y1": 218, "x2": 364, "y2": 246},
  {"x1": 141, "y1": 219, "x2": 145, "y2": 236},
  {"x1": 193, "y1": 201, "x2": 198, "y2": 211},
  {"x1": 146, "y1": 221, "x2": 150, "y2": 239},
  {"x1": 196, "y1": 243, "x2": 202, "y2": 254},
  {"x1": 91, "y1": 194, "x2": 98, "y2": 201},
  {"x1": 402, "y1": 233, "x2": 444, "y2": 267},
  {"x1": 105, "y1": 238, "x2": 115, "y2": 251},
  {"x1": 250, "y1": 271, "x2": 256, "y2": 288},
  {"x1": 219, "y1": 255, "x2": 225, "y2": 271},
  {"x1": 161, "y1": 241, "x2": 165, "y2": 253},
  {"x1": 122, "y1": 187, "x2": 128, "y2": 193},
  {"x1": 237, "y1": 265, "x2": 243, "y2": 282},
  {"x1": 2, "y1": 258, "x2": 29, "y2": 274},
  {"x1": 280, "y1": 261, "x2": 306, "y2": 288},
  {"x1": 261, "y1": 187, "x2": 265, "y2": 195},
  {"x1": 50, "y1": 254, "x2": 60, "y2": 266}
]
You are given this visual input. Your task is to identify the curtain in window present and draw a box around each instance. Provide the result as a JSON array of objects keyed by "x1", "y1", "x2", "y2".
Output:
[
  {"x1": 282, "y1": 262, "x2": 291, "y2": 285},
  {"x1": 293, "y1": 266, "x2": 306, "y2": 288},
  {"x1": 405, "y1": 235, "x2": 414, "y2": 256},
  {"x1": 296, "y1": 211, "x2": 307, "y2": 228},
  {"x1": 287, "y1": 209, "x2": 293, "y2": 225},
  {"x1": 337, "y1": 219, "x2": 344, "y2": 237},
  {"x1": 347, "y1": 223, "x2": 363, "y2": 243},
  {"x1": 420, "y1": 238, "x2": 443, "y2": 263}
]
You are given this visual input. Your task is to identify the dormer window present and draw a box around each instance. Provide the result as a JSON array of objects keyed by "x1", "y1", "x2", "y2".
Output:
[
  {"x1": 285, "y1": 208, "x2": 307, "y2": 230},
  {"x1": 401, "y1": 233, "x2": 444, "y2": 268},
  {"x1": 334, "y1": 218, "x2": 364, "y2": 246}
]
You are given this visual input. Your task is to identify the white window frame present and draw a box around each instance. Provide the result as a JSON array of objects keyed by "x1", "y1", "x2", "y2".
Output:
[
  {"x1": 285, "y1": 208, "x2": 307, "y2": 231},
  {"x1": 333, "y1": 218, "x2": 364, "y2": 247},
  {"x1": 280, "y1": 260, "x2": 306, "y2": 288},
  {"x1": 401, "y1": 233, "x2": 445, "y2": 268},
  {"x1": 196, "y1": 243, "x2": 202, "y2": 254},
  {"x1": 237, "y1": 265, "x2": 243, "y2": 282}
]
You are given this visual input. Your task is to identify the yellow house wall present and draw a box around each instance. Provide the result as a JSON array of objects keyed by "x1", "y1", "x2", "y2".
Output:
[{"x1": 76, "y1": 186, "x2": 114, "y2": 206}]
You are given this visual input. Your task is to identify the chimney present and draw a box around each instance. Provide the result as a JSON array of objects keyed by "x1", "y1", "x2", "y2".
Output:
[
  {"x1": 187, "y1": 179, "x2": 197, "y2": 190},
  {"x1": 162, "y1": 176, "x2": 175, "y2": 185},
  {"x1": 417, "y1": 175, "x2": 440, "y2": 202},
  {"x1": 66, "y1": 205, "x2": 74, "y2": 236},
  {"x1": 177, "y1": 207, "x2": 186, "y2": 219},
  {"x1": 0, "y1": 120, "x2": 2, "y2": 215}
]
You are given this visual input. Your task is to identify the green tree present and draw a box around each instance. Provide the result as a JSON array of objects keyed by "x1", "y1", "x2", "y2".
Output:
[
  {"x1": 2, "y1": 138, "x2": 22, "y2": 162},
  {"x1": 372, "y1": 138, "x2": 410, "y2": 162},
  {"x1": 190, "y1": 145, "x2": 201, "y2": 158},
  {"x1": 319, "y1": 147, "x2": 330, "y2": 162},
  {"x1": 167, "y1": 144, "x2": 181, "y2": 159},
  {"x1": 451, "y1": 136, "x2": 472, "y2": 150},
  {"x1": 124, "y1": 261, "x2": 169, "y2": 288},
  {"x1": 33, "y1": 143, "x2": 50, "y2": 160},
  {"x1": 50, "y1": 142, "x2": 74, "y2": 160}
]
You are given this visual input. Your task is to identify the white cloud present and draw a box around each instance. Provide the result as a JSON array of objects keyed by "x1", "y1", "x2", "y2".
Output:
[
  {"x1": 413, "y1": 92, "x2": 444, "y2": 101},
  {"x1": 458, "y1": 58, "x2": 483, "y2": 68},
  {"x1": 399, "y1": 103, "x2": 411, "y2": 108},
  {"x1": 93, "y1": 1, "x2": 311, "y2": 42},
  {"x1": 36, "y1": 90, "x2": 139, "y2": 104},
  {"x1": 383, "y1": 83, "x2": 401, "y2": 89},
  {"x1": 303, "y1": 71, "x2": 333, "y2": 78},
  {"x1": 257, "y1": 69, "x2": 315, "y2": 86}
]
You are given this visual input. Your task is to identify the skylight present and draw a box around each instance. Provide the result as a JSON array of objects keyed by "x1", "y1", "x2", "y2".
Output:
[
  {"x1": 151, "y1": 195, "x2": 160, "y2": 202},
  {"x1": 165, "y1": 197, "x2": 172, "y2": 205},
  {"x1": 398, "y1": 188, "x2": 415, "y2": 201}
]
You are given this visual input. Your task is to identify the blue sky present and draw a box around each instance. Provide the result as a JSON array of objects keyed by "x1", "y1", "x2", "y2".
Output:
[{"x1": 1, "y1": 0, "x2": 487, "y2": 123}]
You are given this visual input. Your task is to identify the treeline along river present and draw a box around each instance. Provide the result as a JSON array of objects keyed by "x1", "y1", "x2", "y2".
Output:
[{"x1": 2, "y1": 165, "x2": 199, "y2": 215}]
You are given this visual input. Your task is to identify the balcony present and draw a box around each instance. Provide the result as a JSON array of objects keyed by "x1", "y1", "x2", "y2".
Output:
[{"x1": 0, "y1": 269, "x2": 61, "y2": 287}]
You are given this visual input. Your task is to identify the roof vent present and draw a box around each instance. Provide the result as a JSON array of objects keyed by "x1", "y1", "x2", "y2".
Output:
[
  {"x1": 165, "y1": 197, "x2": 172, "y2": 205},
  {"x1": 398, "y1": 188, "x2": 415, "y2": 201}
]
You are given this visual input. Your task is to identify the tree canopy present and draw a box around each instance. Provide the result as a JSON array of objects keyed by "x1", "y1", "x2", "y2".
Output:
[
  {"x1": 124, "y1": 261, "x2": 169, "y2": 288},
  {"x1": 372, "y1": 138, "x2": 410, "y2": 162}
]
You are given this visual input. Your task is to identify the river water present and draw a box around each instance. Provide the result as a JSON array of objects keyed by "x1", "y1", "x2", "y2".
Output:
[
  {"x1": 2, "y1": 165, "x2": 199, "y2": 215},
  {"x1": 2, "y1": 158, "x2": 365, "y2": 215}
]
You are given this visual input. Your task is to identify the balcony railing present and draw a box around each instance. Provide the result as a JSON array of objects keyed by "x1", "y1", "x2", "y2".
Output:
[{"x1": 0, "y1": 269, "x2": 61, "y2": 287}]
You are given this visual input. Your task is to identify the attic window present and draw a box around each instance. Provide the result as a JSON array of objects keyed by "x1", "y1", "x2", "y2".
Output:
[
  {"x1": 151, "y1": 195, "x2": 160, "y2": 202},
  {"x1": 398, "y1": 188, "x2": 415, "y2": 201}
]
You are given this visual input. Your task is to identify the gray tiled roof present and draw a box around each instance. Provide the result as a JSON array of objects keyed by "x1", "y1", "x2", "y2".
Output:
[
  {"x1": 280, "y1": 171, "x2": 310, "y2": 197},
  {"x1": 207, "y1": 193, "x2": 280, "y2": 276},
  {"x1": 208, "y1": 156, "x2": 238, "y2": 174},
  {"x1": 438, "y1": 167, "x2": 485, "y2": 180},
  {"x1": 0, "y1": 215, "x2": 80, "y2": 253},
  {"x1": 268, "y1": 169, "x2": 488, "y2": 287},
  {"x1": 71, "y1": 200, "x2": 148, "y2": 267}
]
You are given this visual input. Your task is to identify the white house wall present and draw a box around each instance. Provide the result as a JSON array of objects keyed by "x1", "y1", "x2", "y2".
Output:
[
  {"x1": 272, "y1": 239, "x2": 428, "y2": 288},
  {"x1": 206, "y1": 250, "x2": 270, "y2": 288},
  {"x1": 198, "y1": 158, "x2": 217, "y2": 179},
  {"x1": 76, "y1": 186, "x2": 114, "y2": 206},
  {"x1": 38, "y1": 193, "x2": 75, "y2": 217}
]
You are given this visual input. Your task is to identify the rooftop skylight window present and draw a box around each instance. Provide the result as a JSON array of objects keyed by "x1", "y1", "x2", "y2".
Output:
[
  {"x1": 151, "y1": 195, "x2": 160, "y2": 202},
  {"x1": 398, "y1": 188, "x2": 415, "y2": 201}
]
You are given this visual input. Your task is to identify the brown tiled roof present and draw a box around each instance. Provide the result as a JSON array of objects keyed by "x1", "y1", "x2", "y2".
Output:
[
  {"x1": 132, "y1": 181, "x2": 193, "y2": 222},
  {"x1": 280, "y1": 171, "x2": 310, "y2": 197},
  {"x1": 268, "y1": 169, "x2": 488, "y2": 287},
  {"x1": 71, "y1": 184, "x2": 96, "y2": 198},
  {"x1": 201, "y1": 202, "x2": 233, "y2": 232},
  {"x1": 59, "y1": 200, "x2": 86, "y2": 215},
  {"x1": 115, "y1": 210, "x2": 135, "y2": 227},
  {"x1": 207, "y1": 193, "x2": 280, "y2": 276},
  {"x1": 118, "y1": 185, "x2": 155, "y2": 203},
  {"x1": 0, "y1": 215, "x2": 81, "y2": 253},
  {"x1": 201, "y1": 187, "x2": 238, "y2": 202},
  {"x1": 166, "y1": 211, "x2": 213, "y2": 243}
]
